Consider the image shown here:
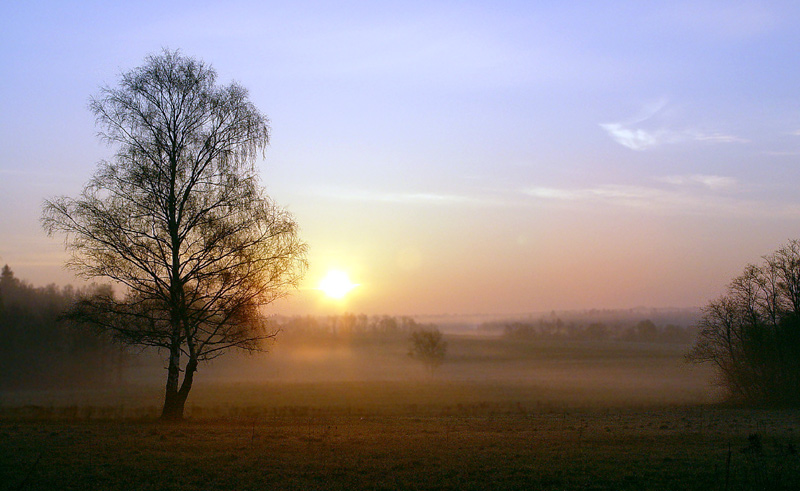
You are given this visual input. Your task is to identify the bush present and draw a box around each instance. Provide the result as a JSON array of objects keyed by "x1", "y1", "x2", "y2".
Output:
[{"x1": 408, "y1": 328, "x2": 447, "y2": 373}]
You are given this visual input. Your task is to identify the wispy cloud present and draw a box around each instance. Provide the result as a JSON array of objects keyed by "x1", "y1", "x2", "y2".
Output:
[
  {"x1": 600, "y1": 101, "x2": 746, "y2": 150},
  {"x1": 655, "y1": 174, "x2": 737, "y2": 190},
  {"x1": 523, "y1": 177, "x2": 794, "y2": 218},
  {"x1": 526, "y1": 188, "x2": 579, "y2": 200},
  {"x1": 600, "y1": 99, "x2": 670, "y2": 150},
  {"x1": 601, "y1": 124, "x2": 747, "y2": 151},
  {"x1": 691, "y1": 133, "x2": 748, "y2": 144},
  {"x1": 598, "y1": 124, "x2": 663, "y2": 151},
  {"x1": 311, "y1": 186, "x2": 494, "y2": 206},
  {"x1": 527, "y1": 184, "x2": 672, "y2": 209}
]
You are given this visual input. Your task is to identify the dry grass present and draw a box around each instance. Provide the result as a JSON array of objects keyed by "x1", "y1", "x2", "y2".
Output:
[{"x1": 2, "y1": 407, "x2": 799, "y2": 490}]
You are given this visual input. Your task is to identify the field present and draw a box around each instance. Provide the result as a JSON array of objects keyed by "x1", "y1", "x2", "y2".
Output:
[{"x1": 2, "y1": 334, "x2": 799, "y2": 490}]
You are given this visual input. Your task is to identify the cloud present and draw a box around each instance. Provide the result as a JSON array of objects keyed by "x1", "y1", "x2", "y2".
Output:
[
  {"x1": 655, "y1": 174, "x2": 737, "y2": 190},
  {"x1": 374, "y1": 192, "x2": 477, "y2": 205},
  {"x1": 527, "y1": 184, "x2": 671, "y2": 209},
  {"x1": 601, "y1": 101, "x2": 746, "y2": 150},
  {"x1": 599, "y1": 99, "x2": 669, "y2": 150},
  {"x1": 312, "y1": 186, "x2": 494, "y2": 206},
  {"x1": 691, "y1": 133, "x2": 748, "y2": 144},
  {"x1": 522, "y1": 177, "x2": 790, "y2": 217},
  {"x1": 528, "y1": 185, "x2": 663, "y2": 206},
  {"x1": 599, "y1": 124, "x2": 662, "y2": 151},
  {"x1": 526, "y1": 187, "x2": 579, "y2": 200},
  {"x1": 601, "y1": 124, "x2": 747, "y2": 151}
]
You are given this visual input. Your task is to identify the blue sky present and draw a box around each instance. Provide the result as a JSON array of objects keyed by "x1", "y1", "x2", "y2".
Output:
[{"x1": 3, "y1": 1, "x2": 800, "y2": 314}]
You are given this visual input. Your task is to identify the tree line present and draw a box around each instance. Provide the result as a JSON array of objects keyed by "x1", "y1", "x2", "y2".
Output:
[
  {"x1": 274, "y1": 313, "x2": 440, "y2": 343},
  {"x1": 480, "y1": 317, "x2": 697, "y2": 344},
  {"x1": 0, "y1": 265, "x2": 125, "y2": 390},
  {"x1": 0, "y1": 265, "x2": 445, "y2": 391}
]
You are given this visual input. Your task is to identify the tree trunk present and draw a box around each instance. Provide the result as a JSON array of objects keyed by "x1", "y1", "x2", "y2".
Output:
[
  {"x1": 161, "y1": 390, "x2": 185, "y2": 421},
  {"x1": 177, "y1": 357, "x2": 198, "y2": 407},
  {"x1": 160, "y1": 342, "x2": 183, "y2": 421},
  {"x1": 160, "y1": 353, "x2": 198, "y2": 421}
]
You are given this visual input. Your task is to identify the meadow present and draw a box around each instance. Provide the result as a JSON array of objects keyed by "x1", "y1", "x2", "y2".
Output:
[{"x1": 2, "y1": 333, "x2": 799, "y2": 490}]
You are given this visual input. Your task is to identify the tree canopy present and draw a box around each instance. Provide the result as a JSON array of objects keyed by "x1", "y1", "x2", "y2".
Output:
[
  {"x1": 688, "y1": 239, "x2": 800, "y2": 406},
  {"x1": 42, "y1": 50, "x2": 307, "y2": 420}
]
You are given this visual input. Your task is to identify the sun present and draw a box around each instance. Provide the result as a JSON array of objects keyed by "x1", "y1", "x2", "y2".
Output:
[{"x1": 318, "y1": 270, "x2": 358, "y2": 299}]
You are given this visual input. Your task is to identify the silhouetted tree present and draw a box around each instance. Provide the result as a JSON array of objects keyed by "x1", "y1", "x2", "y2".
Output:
[
  {"x1": 688, "y1": 240, "x2": 800, "y2": 405},
  {"x1": 409, "y1": 327, "x2": 447, "y2": 374},
  {"x1": 42, "y1": 50, "x2": 307, "y2": 420}
]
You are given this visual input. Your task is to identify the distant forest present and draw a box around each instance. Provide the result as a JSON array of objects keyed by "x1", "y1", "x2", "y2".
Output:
[
  {"x1": 272, "y1": 310, "x2": 699, "y2": 345},
  {"x1": 0, "y1": 265, "x2": 125, "y2": 390},
  {"x1": 274, "y1": 314, "x2": 438, "y2": 341},
  {"x1": 0, "y1": 265, "x2": 699, "y2": 391},
  {"x1": 0, "y1": 267, "x2": 441, "y2": 390},
  {"x1": 478, "y1": 310, "x2": 699, "y2": 344}
]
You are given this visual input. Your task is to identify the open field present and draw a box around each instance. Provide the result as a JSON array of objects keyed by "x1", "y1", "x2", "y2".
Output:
[
  {"x1": 2, "y1": 406, "x2": 799, "y2": 490},
  {"x1": 1, "y1": 332, "x2": 719, "y2": 411},
  {"x1": 2, "y1": 335, "x2": 798, "y2": 489}
]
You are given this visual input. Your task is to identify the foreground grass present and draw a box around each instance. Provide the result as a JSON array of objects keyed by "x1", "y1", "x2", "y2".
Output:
[
  {"x1": 2, "y1": 405, "x2": 798, "y2": 490},
  {"x1": 0, "y1": 338, "x2": 788, "y2": 489}
]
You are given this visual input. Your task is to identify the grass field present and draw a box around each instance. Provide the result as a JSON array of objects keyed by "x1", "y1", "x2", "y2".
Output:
[
  {"x1": 2, "y1": 335, "x2": 798, "y2": 490},
  {"x1": 2, "y1": 405, "x2": 799, "y2": 490}
]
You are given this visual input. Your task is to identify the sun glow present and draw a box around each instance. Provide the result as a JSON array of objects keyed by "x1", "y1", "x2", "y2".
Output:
[{"x1": 318, "y1": 270, "x2": 358, "y2": 299}]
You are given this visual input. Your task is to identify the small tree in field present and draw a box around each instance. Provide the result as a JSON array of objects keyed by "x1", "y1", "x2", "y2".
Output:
[
  {"x1": 409, "y1": 327, "x2": 447, "y2": 374},
  {"x1": 42, "y1": 50, "x2": 307, "y2": 420}
]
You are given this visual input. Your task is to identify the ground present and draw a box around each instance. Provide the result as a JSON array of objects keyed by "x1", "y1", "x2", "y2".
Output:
[
  {"x1": 1, "y1": 404, "x2": 799, "y2": 490},
  {"x1": 1, "y1": 336, "x2": 798, "y2": 489}
]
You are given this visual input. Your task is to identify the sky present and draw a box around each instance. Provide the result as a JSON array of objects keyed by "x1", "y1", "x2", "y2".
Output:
[{"x1": 2, "y1": 0, "x2": 800, "y2": 316}]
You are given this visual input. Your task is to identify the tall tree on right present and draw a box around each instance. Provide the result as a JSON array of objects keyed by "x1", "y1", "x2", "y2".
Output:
[{"x1": 688, "y1": 239, "x2": 800, "y2": 405}]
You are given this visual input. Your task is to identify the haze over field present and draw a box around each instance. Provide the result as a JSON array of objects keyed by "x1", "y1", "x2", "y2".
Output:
[{"x1": 4, "y1": 1, "x2": 800, "y2": 315}]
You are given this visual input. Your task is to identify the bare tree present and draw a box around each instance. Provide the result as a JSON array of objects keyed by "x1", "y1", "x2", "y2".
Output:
[
  {"x1": 42, "y1": 50, "x2": 307, "y2": 420},
  {"x1": 688, "y1": 239, "x2": 800, "y2": 406},
  {"x1": 409, "y1": 327, "x2": 447, "y2": 374}
]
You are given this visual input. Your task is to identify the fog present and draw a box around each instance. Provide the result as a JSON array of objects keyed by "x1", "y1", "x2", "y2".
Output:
[
  {"x1": 194, "y1": 312, "x2": 713, "y2": 407},
  {"x1": 0, "y1": 264, "x2": 717, "y2": 413}
]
